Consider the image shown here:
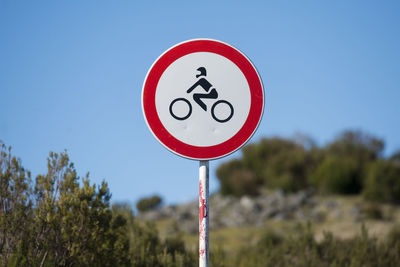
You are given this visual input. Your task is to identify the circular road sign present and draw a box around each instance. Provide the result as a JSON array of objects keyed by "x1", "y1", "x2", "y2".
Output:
[{"x1": 142, "y1": 39, "x2": 264, "y2": 160}]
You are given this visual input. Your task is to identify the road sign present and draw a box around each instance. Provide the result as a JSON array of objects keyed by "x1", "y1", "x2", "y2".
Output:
[{"x1": 142, "y1": 39, "x2": 264, "y2": 160}]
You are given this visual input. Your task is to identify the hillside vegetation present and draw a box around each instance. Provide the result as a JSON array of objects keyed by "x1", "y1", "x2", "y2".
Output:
[
  {"x1": 0, "y1": 142, "x2": 194, "y2": 266},
  {"x1": 1, "y1": 129, "x2": 400, "y2": 266},
  {"x1": 217, "y1": 130, "x2": 400, "y2": 203}
]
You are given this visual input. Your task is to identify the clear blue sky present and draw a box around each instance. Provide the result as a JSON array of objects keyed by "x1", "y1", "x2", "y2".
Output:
[{"x1": 1, "y1": 1, "x2": 399, "y2": 206}]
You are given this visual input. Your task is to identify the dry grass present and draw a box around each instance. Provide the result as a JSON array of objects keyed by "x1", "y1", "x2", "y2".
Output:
[{"x1": 152, "y1": 194, "x2": 400, "y2": 254}]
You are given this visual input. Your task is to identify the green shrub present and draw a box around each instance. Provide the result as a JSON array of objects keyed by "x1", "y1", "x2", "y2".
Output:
[
  {"x1": 241, "y1": 138, "x2": 301, "y2": 180},
  {"x1": 216, "y1": 160, "x2": 259, "y2": 197},
  {"x1": 261, "y1": 147, "x2": 310, "y2": 192},
  {"x1": 216, "y1": 138, "x2": 315, "y2": 195},
  {"x1": 1, "y1": 148, "x2": 131, "y2": 267},
  {"x1": 210, "y1": 246, "x2": 227, "y2": 267},
  {"x1": 112, "y1": 203, "x2": 196, "y2": 267},
  {"x1": 363, "y1": 161, "x2": 400, "y2": 203},
  {"x1": 386, "y1": 224, "x2": 400, "y2": 248},
  {"x1": 310, "y1": 156, "x2": 362, "y2": 194},
  {"x1": 215, "y1": 131, "x2": 387, "y2": 196},
  {"x1": 390, "y1": 150, "x2": 400, "y2": 163},
  {"x1": 242, "y1": 138, "x2": 311, "y2": 189},
  {"x1": 327, "y1": 130, "x2": 384, "y2": 162},
  {"x1": 164, "y1": 235, "x2": 186, "y2": 255},
  {"x1": 361, "y1": 203, "x2": 384, "y2": 220},
  {"x1": 136, "y1": 195, "x2": 163, "y2": 212},
  {"x1": 128, "y1": 220, "x2": 196, "y2": 267},
  {"x1": 230, "y1": 224, "x2": 400, "y2": 267},
  {"x1": 309, "y1": 130, "x2": 384, "y2": 195}
]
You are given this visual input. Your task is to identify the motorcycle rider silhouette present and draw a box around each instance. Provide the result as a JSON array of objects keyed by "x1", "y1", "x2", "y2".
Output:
[
  {"x1": 168, "y1": 67, "x2": 234, "y2": 123},
  {"x1": 186, "y1": 67, "x2": 218, "y2": 111}
]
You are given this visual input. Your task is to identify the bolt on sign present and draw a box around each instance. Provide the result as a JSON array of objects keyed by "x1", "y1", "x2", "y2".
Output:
[{"x1": 142, "y1": 39, "x2": 264, "y2": 266}]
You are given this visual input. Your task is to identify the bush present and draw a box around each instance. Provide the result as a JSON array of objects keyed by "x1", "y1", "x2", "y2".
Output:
[
  {"x1": 327, "y1": 130, "x2": 384, "y2": 162},
  {"x1": 216, "y1": 160, "x2": 259, "y2": 197},
  {"x1": 310, "y1": 156, "x2": 362, "y2": 194},
  {"x1": 136, "y1": 195, "x2": 163, "y2": 212},
  {"x1": 361, "y1": 203, "x2": 384, "y2": 220},
  {"x1": 310, "y1": 130, "x2": 385, "y2": 195},
  {"x1": 216, "y1": 138, "x2": 314, "y2": 195},
  {"x1": 241, "y1": 138, "x2": 308, "y2": 184},
  {"x1": 390, "y1": 150, "x2": 400, "y2": 166},
  {"x1": 112, "y1": 203, "x2": 196, "y2": 267},
  {"x1": 230, "y1": 224, "x2": 400, "y2": 267},
  {"x1": 215, "y1": 131, "x2": 388, "y2": 196},
  {"x1": 1, "y1": 148, "x2": 130, "y2": 267},
  {"x1": 127, "y1": 220, "x2": 196, "y2": 267},
  {"x1": 363, "y1": 160, "x2": 400, "y2": 203},
  {"x1": 261, "y1": 147, "x2": 310, "y2": 192},
  {"x1": 386, "y1": 224, "x2": 400, "y2": 248}
]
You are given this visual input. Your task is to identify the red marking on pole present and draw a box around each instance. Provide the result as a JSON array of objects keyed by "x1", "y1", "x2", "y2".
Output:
[
  {"x1": 199, "y1": 179, "x2": 206, "y2": 258},
  {"x1": 200, "y1": 248, "x2": 205, "y2": 258},
  {"x1": 199, "y1": 180, "x2": 206, "y2": 219}
]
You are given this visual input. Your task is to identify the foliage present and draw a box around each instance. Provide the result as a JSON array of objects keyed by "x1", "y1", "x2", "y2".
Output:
[
  {"x1": 363, "y1": 160, "x2": 400, "y2": 203},
  {"x1": 241, "y1": 138, "x2": 310, "y2": 189},
  {"x1": 311, "y1": 130, "x2": 384, "y2": 195},
  {"x1": 327, "y1": 130, "x2": 384, "y2": 162},
  {"x1": 216, "y1": 159, "x2": 259, "y2": 197},
  {"x1": 30, "y1": 151, "x2": 130, "y2": 266},
  {"x1": 113, "y1": 204, "x2": 196, "y2": 267},
  {"x1": 217, "y1": 137, "x2": 313, "y2": 196},
  {"x1": 0, "y1": 145, "x2": 129, "y2": 266},
  {"x1": 136, "y1": 195, "x2": 163, "y2": 213},
  {"x1": 3, "y1": 131, "x2": 400, "y2": 266},
  {"x1": 216, "y1": 130, "x2": 399, "y2": 199},
  {"x1": 310, "y1": 156, "x2": 361, "y2": 194},
  {"x1": 0, "y1": 141, "x2": 197, "y2": 266},
  {"x1": 0, "y1": 141, "x2": 33, "y2": 266},
  {"x1": 390, "y1": 150, "x2": 400, "y2": 165},
  {"x1": 361, "y1": 202, "x2": 384, "y2": 220},
  {"x1": 386, "y1": 224, "x2": 400, "y2": 248},
  {"x1": 228, "y1": 224, "x2": 400, "y2": 267}
]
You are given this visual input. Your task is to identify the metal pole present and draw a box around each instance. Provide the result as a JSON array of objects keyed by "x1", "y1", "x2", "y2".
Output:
[{"x1": 199, "y1": 160, "x2": 209, "y2": 267}]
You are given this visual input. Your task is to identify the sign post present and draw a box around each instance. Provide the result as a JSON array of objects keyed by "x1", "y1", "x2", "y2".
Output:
[
  {"x1": 142, "y1": 39, "x2": 264, "y2": 266},
  {"x1": 199, "y1": 160, "x2": 209, "y2": 266}
]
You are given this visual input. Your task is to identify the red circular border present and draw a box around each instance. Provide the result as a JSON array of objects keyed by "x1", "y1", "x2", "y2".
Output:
[{"x1": 142, "y1": 39, "x2": 264, "y2": 160}]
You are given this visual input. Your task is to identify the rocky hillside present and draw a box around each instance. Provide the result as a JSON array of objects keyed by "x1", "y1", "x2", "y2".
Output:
[{"x1": 138, "y1": 190, "x2": 400, "y2": 241}]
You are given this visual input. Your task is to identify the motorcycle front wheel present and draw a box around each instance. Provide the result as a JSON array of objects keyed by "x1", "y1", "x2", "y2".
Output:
[{"x1": 169, "y1": 98, "x2": 192, "y2": 121}]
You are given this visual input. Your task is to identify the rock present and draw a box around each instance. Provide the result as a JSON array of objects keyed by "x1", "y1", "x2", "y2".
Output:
[
  {"x1": 274, "y1": 212, "x2": 291, "y2": 221},
  {"x1": 350, "y1": 205, "x2": 361, "y2": 216},
  {"x1": 350, "y1": 205, "x2": 365, "y2": 222},
  {"x1": 137, "y1": 189, "x2": 315, "y2": 231},
  {"x1": 138, "y1": 209, "x2": 163, "y2": 221},
  {"x1": 179, "y1": 221, "x2": 197, "y2": 234},
  {"x1": 310, "y1": 208, "x2": 326, "y2": 223},
  {"x1": 325, "y1": 199, "x2": 338, "y2": 209},
  {"x1": 294, "y1": 209, "x2": 308, "y2": 221},
  {"x1": 288, "y1": 190, "x2": 309, "y2": 207},
  {"x1": 240, "y1": 196, "x2": 256, "y2": 211},
  {"x1": 331, "y1": 209, "x2": 343, "y2": 219}
]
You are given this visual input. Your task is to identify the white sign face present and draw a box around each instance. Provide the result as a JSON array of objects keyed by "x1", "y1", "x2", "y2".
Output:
[
  {"x1": 155, "y1": 52, "x2": 251, "y2": 147},
  {"x1": 142, "y1": 39, "x2": 264, "y2": 160}
]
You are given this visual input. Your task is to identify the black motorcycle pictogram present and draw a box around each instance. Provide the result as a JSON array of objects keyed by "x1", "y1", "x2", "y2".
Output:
[{"x1": 169, "y1": 67, "x2": 234, "y2": 123}]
